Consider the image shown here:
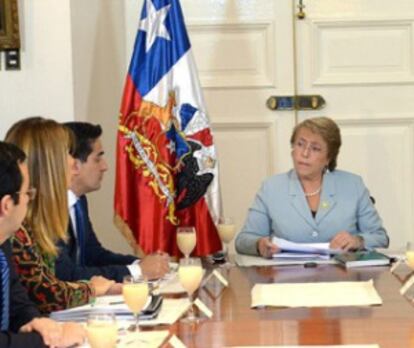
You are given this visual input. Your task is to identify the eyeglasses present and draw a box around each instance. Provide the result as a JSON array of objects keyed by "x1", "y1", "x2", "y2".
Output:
[
  {"x1": 293, "y1": 139, "x2": 326, "y2": 155},
  {"x1": 15, "y1": 187, "x2": 37, "y2": 201}
]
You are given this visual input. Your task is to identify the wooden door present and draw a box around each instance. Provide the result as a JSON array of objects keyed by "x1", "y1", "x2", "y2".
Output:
[
  {"x1": 180, "y1": 0, "x2": 297, "y2": 252},
  {"x1": 125, "y1": 0, "x2": 413, "y2": 250},
  {"x1": 296, "y1": 0, "x2": 414, "y2": 248}
]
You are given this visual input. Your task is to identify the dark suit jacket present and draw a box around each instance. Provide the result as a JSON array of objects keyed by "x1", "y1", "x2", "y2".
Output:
[
  {"x1": 0, "y1": 240, "x2": 46, "y2": 348},
  {"x1": 55, "y1": 195, "x2": 137, "y2": 283}
]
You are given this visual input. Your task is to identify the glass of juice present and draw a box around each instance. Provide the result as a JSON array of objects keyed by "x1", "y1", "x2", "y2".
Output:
[{"x1": 178, "y1": 257, "x2": 203, "y2": 323}]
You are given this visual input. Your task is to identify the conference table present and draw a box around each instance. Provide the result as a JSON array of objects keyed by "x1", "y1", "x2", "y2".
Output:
[{"x1": 156, "y1": 260, "x2": 414, "y2": 347}]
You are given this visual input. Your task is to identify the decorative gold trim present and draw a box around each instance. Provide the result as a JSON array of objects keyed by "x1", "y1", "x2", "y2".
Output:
[
  {"x1": 0, "y1": 0, "x2": 20, "y2": 50},
  {"x1": 113, "y1": 213, "x2": 146, "y2": 258}
]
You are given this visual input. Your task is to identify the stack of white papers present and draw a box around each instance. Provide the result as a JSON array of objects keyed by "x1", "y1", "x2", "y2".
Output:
[
  {"x1": 234, "y1": 254, "x2": 337, "y2": 267},
  {"x1": 141, "y1": 298, "x2": 190, "y2": 327},
  {"x1": 272, "y1": 236, "x2": 341, "y2": 256},
  {"x1": 158, "y1": 273, "x2": 187, "y2": 294},
  {"x1": 275, "y1": 252, "x2": 330, "y2": 260},
  {"x1": 51, "y1": 296, "x2": 191, "y2": 326},
  {"x1": 50, "y1": 295, "x2": 139, "y2": 321},
  {"x1": 271, "y1": 236, "x2": 343, "y2": 263}
]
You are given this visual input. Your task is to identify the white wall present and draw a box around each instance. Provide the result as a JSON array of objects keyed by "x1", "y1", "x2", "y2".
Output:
[
  {"x1": 70, "y1": 0, "x2": 131, "y2": 254},
  {"x1": 0, "y1": 0, "x2": 75, "y2": 138},
  {"x1": 0, "y1": 0, "x2": 134, "y2": 254}
]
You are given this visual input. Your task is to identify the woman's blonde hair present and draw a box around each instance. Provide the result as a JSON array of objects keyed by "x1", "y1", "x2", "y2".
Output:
[
  {"x1": 290, "y1": 117, "x2": 341, "y2": 171},
  {"x1": 5, "y1": 116, "x2": 73, "y2": 256}
]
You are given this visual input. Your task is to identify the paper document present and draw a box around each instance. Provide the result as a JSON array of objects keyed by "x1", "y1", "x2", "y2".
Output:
[
  {"x1": 275, "y1": 253, "x2": 326, "y2": 259},
  {"x1": 235, "y1": 254, "x2": 337, "y2": 267},
  {"x1": 51, "y1": 296, "x2": 190, "y2": 326},
  {"x1": 158, "y1": 272, "x2": 187, "y2": 294},
  {"x1": 251, "y1": 279, "x2": 382, "y2": 308},
  {"x1": 157, "y1": 267, "x2": 206, "y2": 294},
  {"x1": 229, "y1": 344, "x2": 380, "y2": 348},
  {"x1": 272, "y1": 236, "x2": 342, "y2": 255},
  {"x1": 275, "y1": 252, "x2": 330, "y2": 260},
  {"x1": 50, "y1": 294, "x2": 162, "y2": 321},
  {"x1": 140, "y1": 298, "x2": 190, "y2": 326}
]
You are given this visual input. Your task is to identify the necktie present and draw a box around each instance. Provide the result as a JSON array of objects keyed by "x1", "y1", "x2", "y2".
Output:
[
  {"x1": 74, "y1": 199, "x2": 86, "y2": 266},
  {"x1": 0, "y1": 249, "x2": 9, "y2": 331}
]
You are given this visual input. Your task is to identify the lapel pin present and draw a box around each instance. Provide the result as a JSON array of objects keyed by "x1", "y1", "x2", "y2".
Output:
[{"x1": 321, "y1": 201, "x2": 329, "y2": 209}]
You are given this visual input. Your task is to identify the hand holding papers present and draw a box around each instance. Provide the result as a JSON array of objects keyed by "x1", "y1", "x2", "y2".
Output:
[
  {"x1": 272, "y1": 236, "x2": 342, "y2": 256},
  {"x1": 270, "y1": 236, "x2": 342, "y2": 264}
]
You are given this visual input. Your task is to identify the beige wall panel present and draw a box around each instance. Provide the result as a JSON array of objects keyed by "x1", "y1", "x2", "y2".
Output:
[
  {"x1": 213, "y1": 121, "x2": 277, "y2": 252},
  {"x1": 188, "y1": 21, "x2": 275, "y2": 88},
  {"x1": 338, "y1": 119, "x2": 414, "y2": 249},
  {"x1": 311, "y1": 19, "x2": 414, "y2": 85}
]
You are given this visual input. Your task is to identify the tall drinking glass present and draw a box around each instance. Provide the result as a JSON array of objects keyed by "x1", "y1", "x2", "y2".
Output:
[
  {"x1": 177, "y1": 226, "x2": 197, "y2": 258},
  {"x1": 406, "y1": 242, "x2": 414, "y2": 269},
  {"x1": 122, "y1": 276, "x2": 149, "y2": 331},
  {"x1": 86, "y1": 312, "x2": 117, "y2": 348},
  {"x1": 217, "y1": 217, "x2": 236, "y2": 265},
  {"x1": 178, "y1": 257, "x2": 203, "y2": 323}
]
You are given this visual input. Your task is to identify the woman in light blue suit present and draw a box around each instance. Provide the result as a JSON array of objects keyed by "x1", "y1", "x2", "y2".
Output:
[{"x1": 235, "y1": 117, "x2": 389, "y2": 257}]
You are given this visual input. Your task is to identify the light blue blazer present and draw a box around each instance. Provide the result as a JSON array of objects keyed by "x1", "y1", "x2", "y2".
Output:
[{"x1": 235, "y1": 169, "x2": 389, "y2": 256}]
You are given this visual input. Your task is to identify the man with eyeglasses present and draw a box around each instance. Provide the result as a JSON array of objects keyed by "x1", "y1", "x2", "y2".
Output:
[
  {"x1": 55, "y1": 122, "x2": 169, "y2": 283},
  {"x1": 0, "y1": 141, "x2": 85, "y2": 348}
]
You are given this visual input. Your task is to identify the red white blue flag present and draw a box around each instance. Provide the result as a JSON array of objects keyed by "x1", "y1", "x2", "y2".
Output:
[{"x1": 115, "y1": 0, "x2": 222, "y2": 256}]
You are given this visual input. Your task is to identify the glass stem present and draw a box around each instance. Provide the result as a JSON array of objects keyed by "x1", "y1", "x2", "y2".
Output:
[
  {"x1": 135, "y1": 313, "x2": 140, "y2": 332},
  {"x1": 224, "y1": 242, "x2": 229, "y2": 262},
  {"x1": 188, "y1": 294, "x2": 196, "y2": 320}
]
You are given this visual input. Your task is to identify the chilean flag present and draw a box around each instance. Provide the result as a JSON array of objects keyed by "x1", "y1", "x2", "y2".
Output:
[{"x1": 114, "y1": 0, "x2": 222, "y2": 256}]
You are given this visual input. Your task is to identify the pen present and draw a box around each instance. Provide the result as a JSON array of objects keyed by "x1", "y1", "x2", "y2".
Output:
[{"x1": 109, "y1": 301, "x2": 124, "y2": 305}]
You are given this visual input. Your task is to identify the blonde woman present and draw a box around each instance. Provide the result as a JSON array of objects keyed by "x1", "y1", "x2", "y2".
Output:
[{"x1": 5, "y1": 117, "x2": 116, "y2": 314}]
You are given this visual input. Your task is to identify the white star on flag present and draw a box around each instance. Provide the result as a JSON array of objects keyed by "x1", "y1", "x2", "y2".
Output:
[
  {"x1": 140, "y1": 0, "x2": 171, "y2": 52},
  {"x1": 166, "y1": 140, "x2": 176, "y2": 154}
]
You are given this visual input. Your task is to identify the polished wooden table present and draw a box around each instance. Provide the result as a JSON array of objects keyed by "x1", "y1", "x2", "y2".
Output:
[{"x1": 159, "y1": 261, "x2": 414, "y2": 347}]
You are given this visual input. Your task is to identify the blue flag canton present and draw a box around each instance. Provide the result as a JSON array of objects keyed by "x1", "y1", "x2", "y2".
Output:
[{"x1": 129, "y1": 0, "x2": 191, "y2": 96}]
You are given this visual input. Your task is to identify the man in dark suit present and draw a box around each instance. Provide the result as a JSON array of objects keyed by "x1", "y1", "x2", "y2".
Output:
[
  {"x1": 0, "y1": 141, "x2": 85, "y2": 348},
  {"x1": 55, "y1": 122, "x2": 169, "y2": 283}
]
